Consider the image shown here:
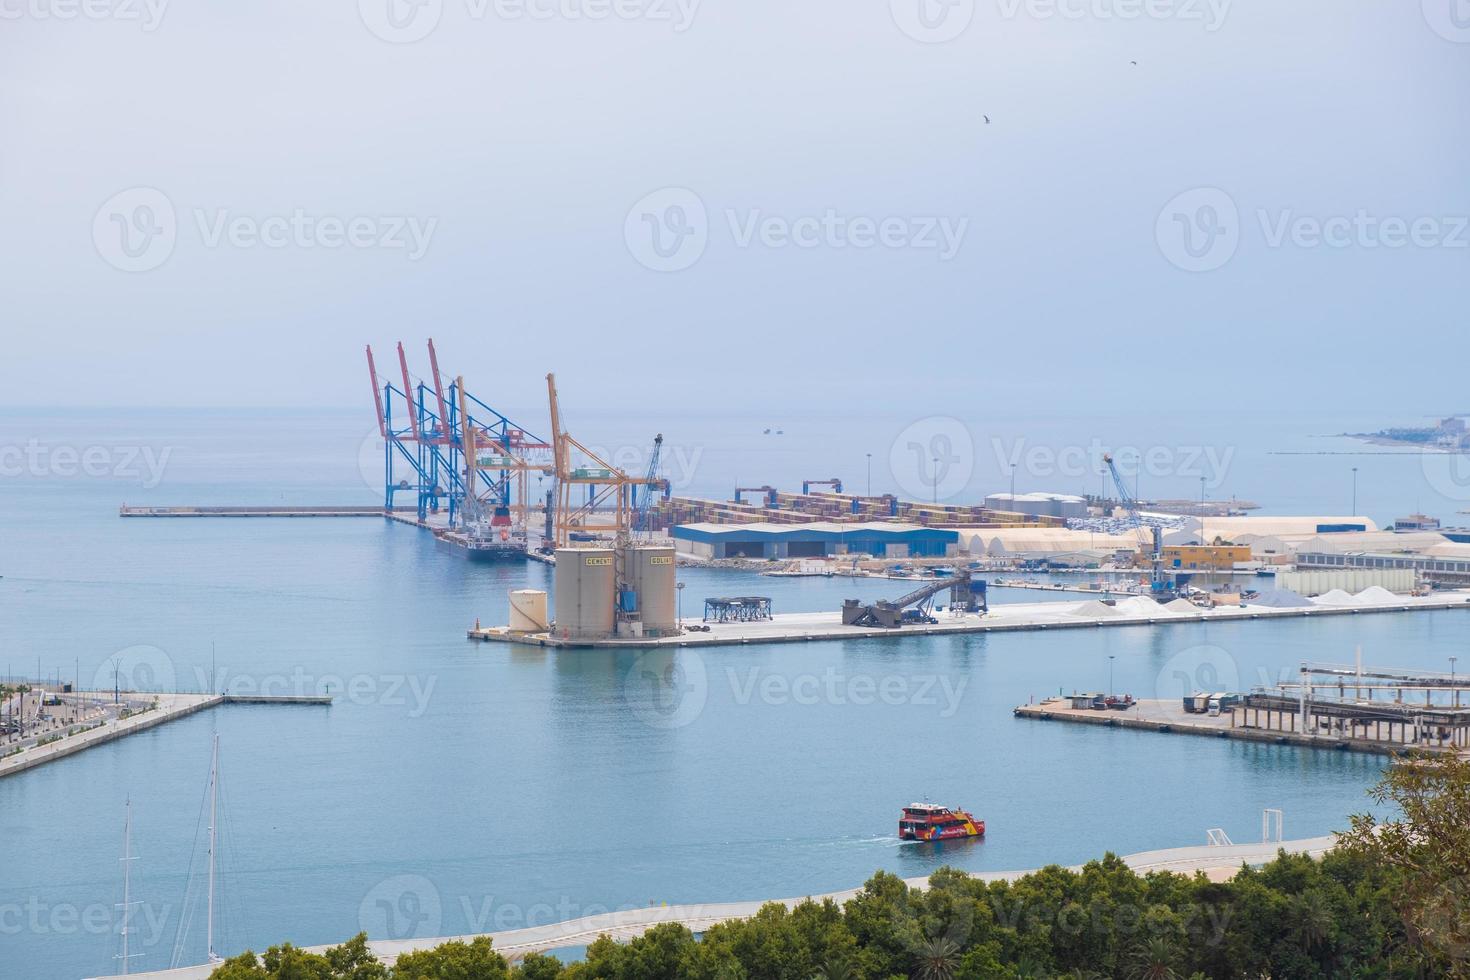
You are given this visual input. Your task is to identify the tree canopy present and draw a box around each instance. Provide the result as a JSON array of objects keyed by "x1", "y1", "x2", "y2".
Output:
[{"x1": 212, "y1": 754, "x2": 1470, "y2": 979}]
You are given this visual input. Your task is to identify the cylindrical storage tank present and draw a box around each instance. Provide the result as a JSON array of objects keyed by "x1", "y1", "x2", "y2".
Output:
[
  {"x1": 628, "y1": 545, "x2": 678, "y2": 635},
  {"x1": 554, "y1": 548, "x2": 616, "y2": 639},
  {"x1": 508, "y1": 590, "x2": 549, "y2": 632}
]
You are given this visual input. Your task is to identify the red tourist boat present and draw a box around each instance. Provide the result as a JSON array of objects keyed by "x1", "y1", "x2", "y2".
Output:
[{"x1": 898, "y1": 803, "x2": 985, "y2": 842}]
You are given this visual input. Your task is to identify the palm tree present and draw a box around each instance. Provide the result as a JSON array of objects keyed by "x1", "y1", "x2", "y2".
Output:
[
  {"x1": 1010, "y1": 955, "x2": 1048, "y2": 979},
  {"x1": 912, "y1": 936, "x2": 961, "y2": 980},
  {"x1": 1126, "y1": 938, "x2": 1181, "y2": 980},
  {"x1": 810, "y1": 959, "x2": 856, "y2": 980},
  {"x1": 1292, "y1": 891, "x2": 1333, "y2": 953}
]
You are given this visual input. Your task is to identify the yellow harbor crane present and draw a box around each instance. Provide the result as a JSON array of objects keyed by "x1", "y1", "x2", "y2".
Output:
[{"x1": 545, "y1": 372, "x2": 645, "y2": 549}]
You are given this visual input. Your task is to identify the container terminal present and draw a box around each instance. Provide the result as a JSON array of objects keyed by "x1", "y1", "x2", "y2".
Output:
[{"x1": 114, "y1": 339, "x2": 1470, "y2": 647}]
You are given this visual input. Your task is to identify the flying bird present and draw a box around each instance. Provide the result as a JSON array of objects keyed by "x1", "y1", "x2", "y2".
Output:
[{"x1": 983, "y1": 115, "x2": 991, "y2": 124}]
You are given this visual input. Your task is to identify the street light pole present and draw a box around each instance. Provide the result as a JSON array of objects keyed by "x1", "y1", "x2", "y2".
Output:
[
  {"x1": 1452, "y1": 655, "x2": 1459, "y2": 708},
  {"x1": 1108, "y1": 654, "x2": 1116, "y2": 696},
  {"x1": 932, "y1": 456, "x2": 938, "y2": 504},
  {"x1": 1352, "y1": 467, "x2": 1358, "y2": 516},
  {"x1": 676, "y1": 581, "x2": 685, "y2": 629},
  {"x1": 866, "y1": 453, "x2": 872, "y2": 497}
]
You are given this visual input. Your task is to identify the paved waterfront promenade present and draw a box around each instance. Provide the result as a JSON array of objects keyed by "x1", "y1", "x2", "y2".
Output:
[{"x1": 94, "y1": 834, "x2": 1336, "y2": 979}]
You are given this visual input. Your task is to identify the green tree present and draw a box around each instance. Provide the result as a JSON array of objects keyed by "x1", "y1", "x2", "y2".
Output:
[
  {"x1": 392, "y1": 937, "x2": 510, "y2": 979},
  {"x1": 1124, "y1": 937, "x2": 1180, "y2": 980},
  {"x1": 512, "y1": 953, "x2": 567, "y2": 980},
  {"x1": 1340, "y1": 752, "x2": 1470, "y2": 976},
  {"x1": 911, "y1": 936, "x2": 960, "y2": 980},
  {"x1": 209, "y1": 951, "x2": 273, "y2": 980},
  {"x1": 324, "y1": 935, "x2": 390, "y2": 980},
  {"x1": 807, "y1": 957, "x2": 856, "y2": 980}
]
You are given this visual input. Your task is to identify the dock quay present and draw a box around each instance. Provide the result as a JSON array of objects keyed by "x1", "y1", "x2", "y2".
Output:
[
  {"x1": 121, "y1": 505, "x2": 417, "y2": 518},
  {"x1": 1015, "y1": 684, "x2": 1470, "y2": 758},
  {"x1": 0, "y1": 692, "x2": 329, "y2": 780},
  {"x1": 469, "y1": 589, "x2": 1470, "y2": 649},
  {"x1": 92, "y1": 833, "x2": 1335, "y2": 979}
]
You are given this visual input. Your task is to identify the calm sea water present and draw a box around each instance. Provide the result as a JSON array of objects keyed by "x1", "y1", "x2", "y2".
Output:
[{"x1": 2, "y1": 409, "x2": 1465, "y2": 980}]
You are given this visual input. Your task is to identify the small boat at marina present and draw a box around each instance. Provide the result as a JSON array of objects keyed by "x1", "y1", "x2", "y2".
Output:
[{"x1": 898, "y1": 802, "x2": 985, "y2": 842}]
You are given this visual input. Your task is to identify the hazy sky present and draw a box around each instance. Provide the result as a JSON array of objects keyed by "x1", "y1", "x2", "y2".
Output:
[{"x1": 3, "y1": 1, "x2": 1467, "y2": 414}]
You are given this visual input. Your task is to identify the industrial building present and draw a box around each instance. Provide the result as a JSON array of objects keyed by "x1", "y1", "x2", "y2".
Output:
[
  {"x1": 673, "y1": 522, "x2": 960, "y2": 560},
  {"x1": 1161, "y1": 544, "x2": 1252, "y2": 571},
  {"x1": 1179, "y1": 515, "x2": 1377, "y2": 544},
  {"x1": 953, "y1": 527, "x2": 1142, "y2": 563},
  {"x1": 983, "y1": 492, "x2": 1089, "y2": 520},
  {"x1": 1296, "y1": 548, "x2": 1470, "y2": 588}
]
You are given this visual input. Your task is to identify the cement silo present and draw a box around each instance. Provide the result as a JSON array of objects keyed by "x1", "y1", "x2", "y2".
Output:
[
  {"x1": 554, "y1": 548, "x2": 616, "y2": 639},
  {"x1": 627, "y1": 545, "x2": 678, "y2": 635}
]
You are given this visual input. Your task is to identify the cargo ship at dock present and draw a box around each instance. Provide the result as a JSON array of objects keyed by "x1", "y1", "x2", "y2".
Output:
[{"x1": 438, "y1": 506, "x2": 530, "y2": 561}]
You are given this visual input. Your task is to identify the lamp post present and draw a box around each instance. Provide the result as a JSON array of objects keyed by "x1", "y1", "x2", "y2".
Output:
[
  {"x1": 1351, "y1": 467, "x2": 1358, "y2": 516},
  {"x1": 1108, "y1": 654, "x2": 1116, "y2": 696},
  {"x1": 1452, "y1": 655, "x2": 1459, "y2": 708},
  {"x1": 932, "y1": 456, "x2": 939, "y2": 504},
  {"x1": 866, "y1": 453, "x2": 872, "y2": 497},
  {"x1": 676, "y1": 581, "x2": 685, "y2": 628}
]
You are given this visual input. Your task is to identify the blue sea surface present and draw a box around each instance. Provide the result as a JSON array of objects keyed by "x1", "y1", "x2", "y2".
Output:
[{"x1": 0, "y1": 409, "x2": 1461, "y2": 980}]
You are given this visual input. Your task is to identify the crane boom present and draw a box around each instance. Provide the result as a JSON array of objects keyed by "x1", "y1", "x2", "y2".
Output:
[
  {"x1": 634, "y1": 434, "x2": 664, "y2": 535},
  {"x1": 1103, "y1": 453, "x2": 1168, "y2": 595},
  {"x1": 544, "y1": 372, "x2": 637, "y2": 548}
]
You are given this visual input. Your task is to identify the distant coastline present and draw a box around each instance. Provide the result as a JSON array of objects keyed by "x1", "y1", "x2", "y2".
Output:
[{"x1": 1342, "y1": 415, "x2": 1470, "y2": 452}]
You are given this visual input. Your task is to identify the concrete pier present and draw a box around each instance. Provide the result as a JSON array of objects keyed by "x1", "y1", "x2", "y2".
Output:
[
  {"x1": 120, "y1": 505, "x2": 416, "y2": 518},
  {"x1": 0, "y1": 692, "x2": 329, "y2": 780},
  {"x1": 469, "y1": 590, "x2": 1470, "y2": 649},
  {"x1": 1013, "y1": 696, "x2": 1468, "y2": 758},
  {"x1": 89, "y1": 834, "x2": 1335, "y2": 980}
]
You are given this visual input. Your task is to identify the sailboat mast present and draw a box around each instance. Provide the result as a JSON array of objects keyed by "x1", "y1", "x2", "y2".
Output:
[
  {"x1": 117, "y1": 798, "x2": 138, "y2": 975},
  {"x1": 206, "y1": 732, "x2": 219, "y2": 963}
]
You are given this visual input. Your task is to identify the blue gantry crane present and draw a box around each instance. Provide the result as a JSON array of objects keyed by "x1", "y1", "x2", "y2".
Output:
[
  {"x1": 632, "y1": 433, "x2": 670, "y2": 536},
  {"x1": 1069, "y1": 452, "x2": 1189, "y2": 596},
  {"x1": 365, "y1": 340, "x2": 551, "y2": 529}
]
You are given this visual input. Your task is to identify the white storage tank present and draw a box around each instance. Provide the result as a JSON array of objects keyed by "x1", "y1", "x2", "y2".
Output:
[
  {"x1": 508, "y1": 590, "x2": 549, "y2": 632},
  {"x1": 554, "y1": 548, "x2": 616, "y2": 639},
  {"x1": 628, "y1": 545, "x2": 678, "y2": 635}
]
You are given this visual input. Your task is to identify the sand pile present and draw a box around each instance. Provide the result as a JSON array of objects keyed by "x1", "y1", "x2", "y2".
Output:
[
  {"x1": 1115, "y1": 595, "x2": 1178, "y2": 617},
  {"x1": 1165, "y1": 598, "x2": 1202, "y2": 614},
  {"x1": 1067, "y1": 600, "x2": 1123, "y2": 617},
  {"x1": 1354, "y1": 586, "x2": 1400, "y2": 604},
  {"x1": 1313, "y1": 589, "x2": 1358, "y2": 606}
]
